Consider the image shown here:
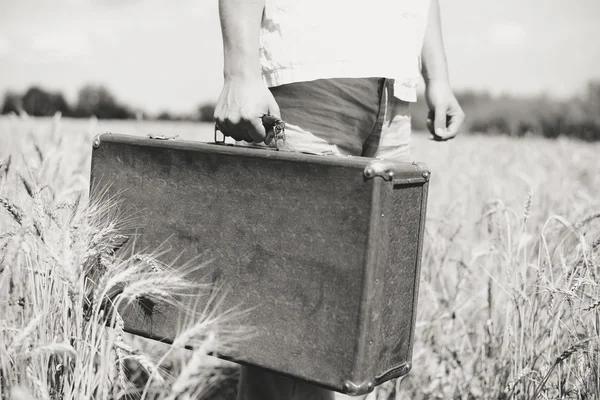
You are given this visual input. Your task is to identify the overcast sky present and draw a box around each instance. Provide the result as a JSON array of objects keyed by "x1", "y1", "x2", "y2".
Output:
[{"x1": 1, "y1": 0, "x2": 599, "y2": 114}]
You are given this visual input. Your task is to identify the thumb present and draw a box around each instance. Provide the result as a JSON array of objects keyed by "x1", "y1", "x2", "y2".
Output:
[
  {"x1": 263, "y1": 95, "x2": 282, "y2": 145},
  {"x1": 268, "y1": 97, "x2": 281, "y2": 120}
]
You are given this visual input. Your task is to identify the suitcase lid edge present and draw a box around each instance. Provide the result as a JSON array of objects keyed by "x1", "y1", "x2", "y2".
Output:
[{"x1": 92, "y1": 132, "x2": 430, "y2": 181}]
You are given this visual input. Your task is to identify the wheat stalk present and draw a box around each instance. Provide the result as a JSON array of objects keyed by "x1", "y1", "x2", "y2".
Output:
[
  {"x1": 522, "y1": 189, "x2": 533, "y2": 226},
  {"x1": 582, "y1": 298, "x2": 600, "y2": 312},
  {"x1": 0, "y1": 154, "x2": 12, "y2": 176},
  {"x1": 166, "y1": 332, "x2": 216, "y2": 400},
  {"x1": 574, "y1": 212, "x2": 600, "y2": 230},
  {"x1": 112, "y1": 312, "x2": 129, "y2": 392},
  {"x1": 125, "y1": 353, "x2": 165, "y2": 386},
  {"x1": 0, "y1": 196, "x2": 24, "y2": 225},
  {"x1": 20, "y1": 343, "x2": 77, "y2": 360},
  {"x1": 532, "y1": 342, "x2": 587, "y2": 399},
  {"x1": 25, "y1": 364, "x2": 50, "y2": 400},
  {"x1": 504, "y1": 368, "x2": 534, "y2": 394},
  {"x1": 8, "y1": 314, "x2": 43, "y2": 355},
  {"x1": 9, "y1": 386, "x2": 34, "y2": 400},
  {"x1": 133, "y1": 253, "x2": 164, "y2": 274}
]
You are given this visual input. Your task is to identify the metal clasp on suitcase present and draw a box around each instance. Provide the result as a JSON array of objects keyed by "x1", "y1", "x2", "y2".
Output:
[
  {"x1": 147, "y1": 134, "x2": 179, "y2": 140},
  {"x1": 214, "y1": 114, "x2": 286, "y2": 150}
]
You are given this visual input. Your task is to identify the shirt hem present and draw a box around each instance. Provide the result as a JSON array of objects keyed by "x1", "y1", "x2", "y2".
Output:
[{"x1": 262, "y1": 65, "x2": 418, "y2": 102}]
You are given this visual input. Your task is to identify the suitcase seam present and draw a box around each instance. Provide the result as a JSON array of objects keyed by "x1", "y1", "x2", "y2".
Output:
[
  {"x1": 351, "y1": 178, "x2": 389, "y2": 387},
  {"x1": 406, "y1": 181, "x2": 429, "y2": 362}
]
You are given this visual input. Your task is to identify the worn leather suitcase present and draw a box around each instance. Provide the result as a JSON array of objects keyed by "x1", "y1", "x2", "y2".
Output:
[{"x1": 89, "y1": 132, "x2": 430, "y2": 396}]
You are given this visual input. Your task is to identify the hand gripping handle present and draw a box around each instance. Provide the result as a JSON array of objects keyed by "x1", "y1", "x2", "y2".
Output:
[{"x1": 214, "y1": 114, "x2": 286, "y2": 150}]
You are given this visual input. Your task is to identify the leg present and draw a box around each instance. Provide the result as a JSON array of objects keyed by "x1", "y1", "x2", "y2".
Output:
[
  {"x1": 362, "y1": 84, "x2": 412, "y2": 161},
  {"x1": 373, "y1": 97, "x2": 411, "y2": 161},
  {"x1": 237, "y1": 367, "x2": 334, "y2": 400}
]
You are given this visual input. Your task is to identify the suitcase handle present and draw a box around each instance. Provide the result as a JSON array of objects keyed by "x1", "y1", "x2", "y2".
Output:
[{"x1": 214, "y1": 115, "x2": 286, "y2": 150}]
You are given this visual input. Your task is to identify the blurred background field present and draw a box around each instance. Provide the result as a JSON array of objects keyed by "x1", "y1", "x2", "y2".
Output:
[{"x1": 4, "y1": 80, "x2": 600, "y2": 142}]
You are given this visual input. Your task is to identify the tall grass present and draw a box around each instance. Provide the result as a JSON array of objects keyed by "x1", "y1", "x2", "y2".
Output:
[
  {"x1": 397, "y1": 199, "x2": 600, "y2": 399},
  {"x1": 0, "y1": 114, "x2": 245, "y2": 400},
  {"x1": 1, "y1": 114, "x2": 599, "y2": 399},
  {"x1": 393, "y1": 135, "x2": 600, "y2": 399}
]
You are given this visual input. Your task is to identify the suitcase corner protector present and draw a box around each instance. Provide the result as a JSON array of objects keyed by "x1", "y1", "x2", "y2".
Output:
[
  {"x1": 411, "y1": 161, "x2": 431, "y2": 181},
  {"x1": 342, "y1": 379, "x2": 374, "y2": 396},
  {"x1": 92, "y1": 132, "x2": 113, "y2": 149},
  {"x1": 374, "y1": 362, "x2": 412, "y2": 386}
]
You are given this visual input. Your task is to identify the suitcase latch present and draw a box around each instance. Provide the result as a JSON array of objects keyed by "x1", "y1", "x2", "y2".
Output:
[
  {"x1": 147, "y1": 134, "x2": 179, "y2": 140},
  {"x1": 364, "y1": 161, "x2": 395, "y2": 181}
]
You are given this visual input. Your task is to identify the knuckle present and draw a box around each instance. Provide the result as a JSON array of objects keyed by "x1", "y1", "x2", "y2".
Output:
[
  {"x1": 239, "y1": 106, "x2": 255, "y2": 119},
  {"x1": 225, "y1": 115, "x2": 241, "y2": 125}
]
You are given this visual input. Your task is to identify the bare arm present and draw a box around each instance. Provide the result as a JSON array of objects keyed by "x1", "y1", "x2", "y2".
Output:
[
  {"x1": 214, "y1": 0, "x2": 280, "y2": 143},
  {"x1": 219, "y1": 0, "x2": 263, "y2": 80},
  {"x1": 421, "y1": 0, "x2": 464, "y2": 140},
  {"x1": 421, "y1": 0, "x2": 449, "y2": 84}
]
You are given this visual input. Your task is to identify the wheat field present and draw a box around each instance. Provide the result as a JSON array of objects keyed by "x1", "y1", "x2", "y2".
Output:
[{"x1": 1, "y1": 113, "x2": 599, "y2": 399}]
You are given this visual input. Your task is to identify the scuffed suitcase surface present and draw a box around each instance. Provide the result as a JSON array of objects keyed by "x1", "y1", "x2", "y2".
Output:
[
  {"x1": 376, "y1": 184, "x2": 427, "y2": 383},
  {"x1": 89, "y1": 133, "x2": 429, "y2": 394}
]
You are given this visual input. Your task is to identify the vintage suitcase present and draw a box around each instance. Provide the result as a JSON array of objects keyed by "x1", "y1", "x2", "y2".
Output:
[{"x1": 89, "y1": 132, "x2": 430, "y2": 396}]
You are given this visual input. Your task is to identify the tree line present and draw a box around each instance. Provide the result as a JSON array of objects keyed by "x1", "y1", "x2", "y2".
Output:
[
  {"x1": 0, "y1": 84, "x2": 216, "y2": 122},
  {"x1": 410, "y1": 80, "x2": 600, "y2": 141},
  {"x1": 3, "y1": 81, "x2": 600, "y2": 141}
]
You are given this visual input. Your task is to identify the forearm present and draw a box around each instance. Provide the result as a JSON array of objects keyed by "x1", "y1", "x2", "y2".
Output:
[
  {"x1": 219, "y1": 0, "x2": 264, "y2": 80},
  {"x1": 421, "y1": 0, "x2": 449, "y2": 83}
]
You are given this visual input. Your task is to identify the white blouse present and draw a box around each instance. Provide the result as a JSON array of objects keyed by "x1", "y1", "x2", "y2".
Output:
[{"x1": 260, "y1": 0, "x2": 431, "y2": 102}]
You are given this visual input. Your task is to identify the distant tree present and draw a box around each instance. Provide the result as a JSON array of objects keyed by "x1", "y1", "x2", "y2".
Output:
[
  {"x1": 585, "y1": 81, "x2": 600, "y2": 114},
  {"x1": 1, "y1": 91, "x2": 22, "y2": 115},
  {"x1": 197, "y1": 102, "x2": 216, "y2": 122},
  {"x1": 21, "y1": 87, "x2": 52, "y2": 116},
  {"x1": 21, "y1": 86, "x2": 70, "y2": 117},
  {"x1": 50, "y1": 93, "x2": 71, "y2": 116},
  {"x1": 74, "y1": 84, "x2": 133, "y2": 119},
  {"x1": 75, "y1": 85, "x2": 114, "y2": 116},
  {"x1": 157, "y1": 111, "x2": 175, "y2": 121},
  {"x1": 455, "y1": 90, "x2": 492, "y2": 108}
]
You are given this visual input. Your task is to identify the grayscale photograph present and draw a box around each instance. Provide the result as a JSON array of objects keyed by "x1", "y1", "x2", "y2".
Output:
[{"x1": 1, "y1": 1, "x2": 599, "y2": 399}]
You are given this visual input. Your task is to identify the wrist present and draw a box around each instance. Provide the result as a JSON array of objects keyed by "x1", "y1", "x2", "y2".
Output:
[
  {"x1": 223, "y1": 59, "x2": 261, "y2": 81},
  {"x1": 223, "y1": 47, "x2": 261, "y2": 81}
]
